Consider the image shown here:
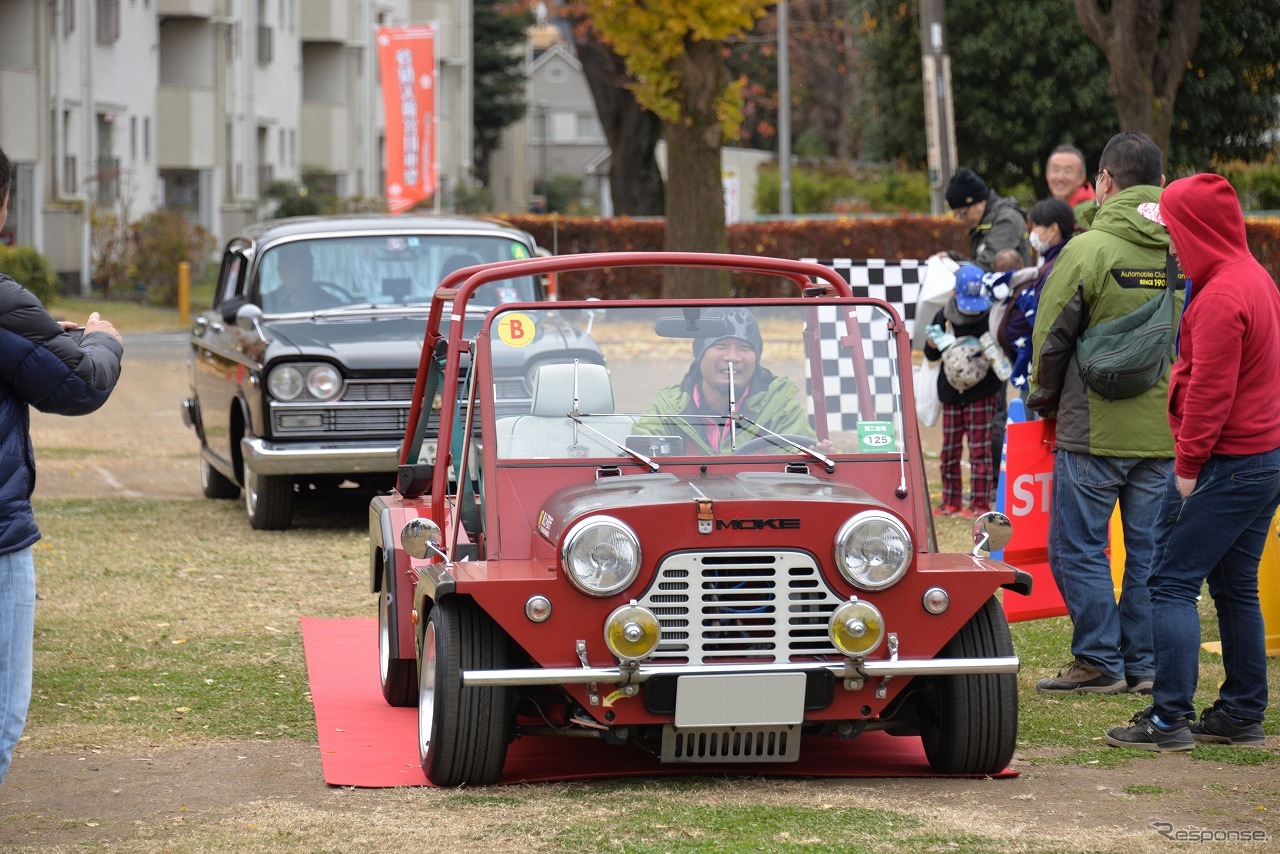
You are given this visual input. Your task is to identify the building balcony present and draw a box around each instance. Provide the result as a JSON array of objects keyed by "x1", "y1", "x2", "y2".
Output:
[
  {"x1": 300, "y1": 0, "x2": 351, "y2": 43},
  {"x1": 300, "y1": 103, "x2": 350, "y2": 172},
  {"x1": 156, "y1": 0, "x2": 217, "y2": 17},
  {"x1": 156, "y1": 86, "x2": 217, "y2": 168}
]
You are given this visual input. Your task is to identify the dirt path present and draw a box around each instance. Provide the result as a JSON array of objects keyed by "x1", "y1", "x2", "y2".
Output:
[{"x1": 3, "y1": 333, "x2": 1276, "y2": 852}]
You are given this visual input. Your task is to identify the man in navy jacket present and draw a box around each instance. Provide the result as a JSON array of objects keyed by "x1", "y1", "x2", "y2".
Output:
[{"x1": 0, "y1": 146, "x2": 123, "y2": 785}]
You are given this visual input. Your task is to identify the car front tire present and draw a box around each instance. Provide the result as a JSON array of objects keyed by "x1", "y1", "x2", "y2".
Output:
[
  {"x1": 200, "y1": 455, "x2": 240, "y2": 500},
  {"x1": 418, "y1": 597, "x2": 513, "y2": 786},
  {"x1": 244, "y1": 467, "x2": 294, "y2": 530},
  {"x1": 379, "y1": 563, "x2": 418, "y2": 707},
  {"x1": 918, "y1": 596, "x2": 1018, "y2": 775}
]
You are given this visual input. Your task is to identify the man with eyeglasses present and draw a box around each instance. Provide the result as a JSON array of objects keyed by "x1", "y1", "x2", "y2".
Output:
[{"x1": 1028, "y1": 131, "x2": 1179, "y2": 697}]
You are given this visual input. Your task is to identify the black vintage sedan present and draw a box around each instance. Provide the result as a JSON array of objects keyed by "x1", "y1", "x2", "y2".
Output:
[{"x1": 182, "y1": 215, "x2": 600, "y2": 529}]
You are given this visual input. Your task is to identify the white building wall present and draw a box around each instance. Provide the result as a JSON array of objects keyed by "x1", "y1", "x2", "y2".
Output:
[{"x1": 5, "y1": 0, "x2": 460, "y2": 287}]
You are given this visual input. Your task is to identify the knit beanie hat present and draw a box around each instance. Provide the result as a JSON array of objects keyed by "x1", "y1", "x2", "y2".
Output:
[
  {"x1": 946, "y1": 167, "x2": 988, "y2": 209},
  {"x1": 692, "y1": 308, "x2": 763, "y2": 362}
]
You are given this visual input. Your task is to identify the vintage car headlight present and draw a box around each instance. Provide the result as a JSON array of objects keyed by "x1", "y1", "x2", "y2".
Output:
[
  {"x1": 305, "y1": 364, "x2": 342, "y2": 400},
  {"x1": 561, "y1": 516, "x2": 641, "y2": 597},
  {"x1": 267, "y1": 365, "x2": 305, "y2": 401},
  {"x1": 834, "y1": 511, "x2": 912, "y2": 590},
  {"x1": 267, "y1": 363, "x2": 342, "y2": 402}
]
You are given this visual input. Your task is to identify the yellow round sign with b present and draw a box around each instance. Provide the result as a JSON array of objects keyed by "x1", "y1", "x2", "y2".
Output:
[{"x1": 496, "y1": 312, "x2": 536, "y2": 348}]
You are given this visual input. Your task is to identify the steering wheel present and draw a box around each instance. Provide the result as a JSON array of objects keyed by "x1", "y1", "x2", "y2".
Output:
[
  {"x1": 314, "y1": 281, "x2": 355, "y2": 305},
  {"x1": 733, "y1": 433, "x2": 819, "y2": 455}
]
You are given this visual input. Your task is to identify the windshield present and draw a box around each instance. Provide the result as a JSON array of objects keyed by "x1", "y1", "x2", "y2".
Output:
[
  {"x1": 256, "y1": 234, "x2": 535, "y2": 313},
  {"x1": 485, "y1": 303, "x2": 906, "y2": 462}
]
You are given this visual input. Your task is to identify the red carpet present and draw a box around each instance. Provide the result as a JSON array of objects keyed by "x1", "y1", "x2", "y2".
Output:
[{"x1": 302, "y1": 617, "x2": 1017, "y2": 787}]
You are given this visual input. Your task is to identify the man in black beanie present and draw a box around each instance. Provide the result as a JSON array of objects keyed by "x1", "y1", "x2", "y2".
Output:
[
  {"x1": 938, "y1": 166, "x2": 1032, "y2": 508},
  {"x1": 944, "y1": 166, "x2": 1032, "y2": 272}
]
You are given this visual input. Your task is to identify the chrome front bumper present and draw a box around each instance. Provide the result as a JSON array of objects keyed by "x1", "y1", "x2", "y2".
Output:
[
  {"x1": 462, "y1": 656, "x2": 1020, "y2": 688},
  {"x1": 240, "y1": 436, "x2": 400, "y2": 476}
]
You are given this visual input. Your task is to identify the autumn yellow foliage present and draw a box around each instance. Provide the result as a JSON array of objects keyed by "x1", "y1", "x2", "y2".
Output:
[{"x1": 582, "y1": 0, "x2": 770, "y2": 135}]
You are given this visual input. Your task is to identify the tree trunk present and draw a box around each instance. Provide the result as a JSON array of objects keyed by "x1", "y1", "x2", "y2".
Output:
[
  {"x1": 662, "y1": 36, "x2": 729, "y2": 298},
  {"x1": 1075, "y1": 0, "x2": 1202, "y2": 156},
  {"x1": 572, "y1": 23, "x2": 664, "y2": 215}
]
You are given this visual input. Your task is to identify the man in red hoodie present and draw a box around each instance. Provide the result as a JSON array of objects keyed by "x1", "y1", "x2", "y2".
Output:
[{"x1": 1106, "y1": 174, "x2": 1280, "y2": 752}]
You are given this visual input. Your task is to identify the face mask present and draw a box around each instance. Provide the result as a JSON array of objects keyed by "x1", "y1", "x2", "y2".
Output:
[{"x1": 1029, "y1": 230, "x2": 1050, "y2": 253}]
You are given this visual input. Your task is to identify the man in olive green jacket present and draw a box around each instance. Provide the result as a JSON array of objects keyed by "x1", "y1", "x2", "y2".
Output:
[
  {"x1": 634, "y1": 307, "x2": 816, "y2": 455},
  {"x1": 1028, "y1": 132, "x2": 1178, "y2": 697}
]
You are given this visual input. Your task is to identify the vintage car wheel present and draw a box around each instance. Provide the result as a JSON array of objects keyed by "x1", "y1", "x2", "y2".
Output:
[
  {"x1": 918, "y1": 597, "x2": 1018, "y2": 775},
  {"x1": 733, "y1": 433, "x2": 821, "y2": 455},
  {"x1": 418, "y1": 597, "x2": 514, "y2": 786},
  {"x1": 379, "y1": 565, "x2": 418, "y2": 707},
  {"x1": 243, "y1": 468, "x2": 294, "y2": 530},
  {"x1": 200, "y1": 456, "x2": 240, "y2": 500}
]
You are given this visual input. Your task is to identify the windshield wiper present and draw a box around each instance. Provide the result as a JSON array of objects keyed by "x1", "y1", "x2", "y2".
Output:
[
  {"x1": 733, "y1": 413, "x2": 836, "y2": 473},
  {"x1": 310, "y1": 303, "x2": 383, "y2": 318},
  {"x1": 564, "y1": 360, "x2": 659, "y2": 472}
]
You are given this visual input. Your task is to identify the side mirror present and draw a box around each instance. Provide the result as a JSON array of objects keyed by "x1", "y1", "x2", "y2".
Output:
[
  {"x1": 234, "y1": 302, "x2": 264, "y2": 331},
  {"x1": 400, "y1": 517, "x2": 446, "y2": 561},
  {"x1": 971, "y1": 511, "x2": 1013, "y2": 556}
]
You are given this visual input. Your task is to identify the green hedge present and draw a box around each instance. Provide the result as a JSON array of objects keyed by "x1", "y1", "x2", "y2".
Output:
[
  {"x1": 0, "y1": 245, "x2": 59, "y2": 306},
  {"x1": 502, "y1": 214, "x2": 1280, "y2": 300}
]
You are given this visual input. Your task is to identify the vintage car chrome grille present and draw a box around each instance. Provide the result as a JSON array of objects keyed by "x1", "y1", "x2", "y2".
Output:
[
  {"x1": 269, "y1": 377, "x2": 532, "y2": 438},
  {"x1": 341, "y1": 379, "x2": 416, "y2": 402},
  {"x1": 635, "y1": 550, "x2": 844, "y2": 664}
]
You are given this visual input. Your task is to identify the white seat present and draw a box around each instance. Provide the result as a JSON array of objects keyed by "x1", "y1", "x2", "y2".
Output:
[{"x1": 498, "y1": 363, "x2": 633, "y2": 458}]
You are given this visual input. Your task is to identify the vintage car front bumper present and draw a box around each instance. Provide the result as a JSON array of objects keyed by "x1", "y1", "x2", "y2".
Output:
[
  {"x1": 461, "y1": 655, "x2": 1020, "y2": 688},
  {"x1": 241, "y1": 436, "x2": 400, "y2": 476}
]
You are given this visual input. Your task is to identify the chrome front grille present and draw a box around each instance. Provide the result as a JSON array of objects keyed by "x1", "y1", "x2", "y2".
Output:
[
  {"x1": 636, "y1": 550, "x2": 844, "y2": 664},
  {"x1": 268, "y1": 376, "x2": 531, "y2": 438}
]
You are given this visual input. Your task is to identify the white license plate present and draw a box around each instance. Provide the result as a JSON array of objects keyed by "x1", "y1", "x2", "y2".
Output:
[{"x1": 673, "y1": 673, "x2": 807, "y2": 728}]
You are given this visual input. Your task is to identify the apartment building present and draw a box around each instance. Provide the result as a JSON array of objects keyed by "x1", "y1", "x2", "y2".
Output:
[{"x1": 0, "y1": 0, "x2": 473, "y2": 291}]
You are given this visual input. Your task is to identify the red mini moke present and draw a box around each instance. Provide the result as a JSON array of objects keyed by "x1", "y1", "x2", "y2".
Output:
[{"x1": 368, "y1": 252, "x2": 1031, "y2": 785}]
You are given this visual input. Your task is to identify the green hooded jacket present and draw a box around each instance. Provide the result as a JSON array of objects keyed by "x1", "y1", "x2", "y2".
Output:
[
  {"x1": 634, "y1": 367, "x2": 814, "y2": 455},
  {"x1": 1028, "y1": 184, "x2": 1180, "y2": 457}
]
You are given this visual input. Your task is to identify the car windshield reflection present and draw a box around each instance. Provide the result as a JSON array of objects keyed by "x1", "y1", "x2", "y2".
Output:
[{"x1": 256, "y1": 235, "x2": 536, "y2": 314}]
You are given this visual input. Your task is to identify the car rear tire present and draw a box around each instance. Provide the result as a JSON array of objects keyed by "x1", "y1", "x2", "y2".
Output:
[
  {"x1": 918, "y1": 597, "x2": 1017, "y2": 775},
  {"x1": 200, "y1": 456, "x2": 240, "y2": 500},
  {"x1": 244, "y1": 467, "x2": 294, "y2": 530},
  {"x1": 379, "y1": 563, "x2": 417, "y2": 707},
  {"x1": 418, "y1": 597, "x2": 513, "y2": 786}
]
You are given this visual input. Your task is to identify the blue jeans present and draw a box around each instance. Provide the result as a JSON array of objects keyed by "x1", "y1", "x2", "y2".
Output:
[
  {"x1": 1049, "y1": 450, "x2": 1173, "y2": 681},
  {"x1": 0, "y1": 547, "x2": 36, "y2": 786},
  {"x1": 1148, "y1": 449, "x2": 1280, "y2": 723}
]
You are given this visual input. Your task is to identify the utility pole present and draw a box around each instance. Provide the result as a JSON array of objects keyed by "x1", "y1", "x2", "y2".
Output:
[
  {"x1": 777, "y1": 1, "x2": 791, "y2": 217},
  {"x1": 918, "y1": 0, "x2": 957, "y2": 215}
]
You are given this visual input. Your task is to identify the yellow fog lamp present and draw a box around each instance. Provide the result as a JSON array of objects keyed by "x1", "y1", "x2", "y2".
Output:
[
  {"x1": 604, "y1": 602, "x2": 661, "y2": 662},
  {"x1": 828, "y1": 599, "x2": 885, "y2": 657}
]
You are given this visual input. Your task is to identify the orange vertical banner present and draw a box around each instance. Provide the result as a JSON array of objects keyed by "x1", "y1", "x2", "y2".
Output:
[{"x1": 377, "y1": 26, "x2": 437, "y2": 213}]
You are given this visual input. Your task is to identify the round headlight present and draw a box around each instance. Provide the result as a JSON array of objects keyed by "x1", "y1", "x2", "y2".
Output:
[
  {"x1": 267, "y1": 365, "x2": 304, "y2": 400},
  {"x1": 306, "y1": 364, "x2": 342, "y2": 400},
  {"x1": 834, "y1": 511, "x2": 912, "y2": 590},
  {"x1": 561, "y1": 516, "x2": 641, "y2": 597},
  {"x1": 828, "y1": 599, "x2": 885, "y2": 657}
]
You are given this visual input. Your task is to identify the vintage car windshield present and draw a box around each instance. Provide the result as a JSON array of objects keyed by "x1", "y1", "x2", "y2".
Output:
[
  {"x1": 485, "y1": 302, "x2": 905, "y2": 462},
  {"x1": 256, "y1": 235, "x2": 535, "y2": 314}
]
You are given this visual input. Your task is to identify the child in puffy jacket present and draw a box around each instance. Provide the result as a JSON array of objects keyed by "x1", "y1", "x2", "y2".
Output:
[{"x1": 923, "y1": 263, "x2": 1004, "y2": 516}]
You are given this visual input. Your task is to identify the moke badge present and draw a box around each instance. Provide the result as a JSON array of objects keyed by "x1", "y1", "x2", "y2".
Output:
[{"x1": 537, "y1": 511, "x2": 554, "y2": 538}]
